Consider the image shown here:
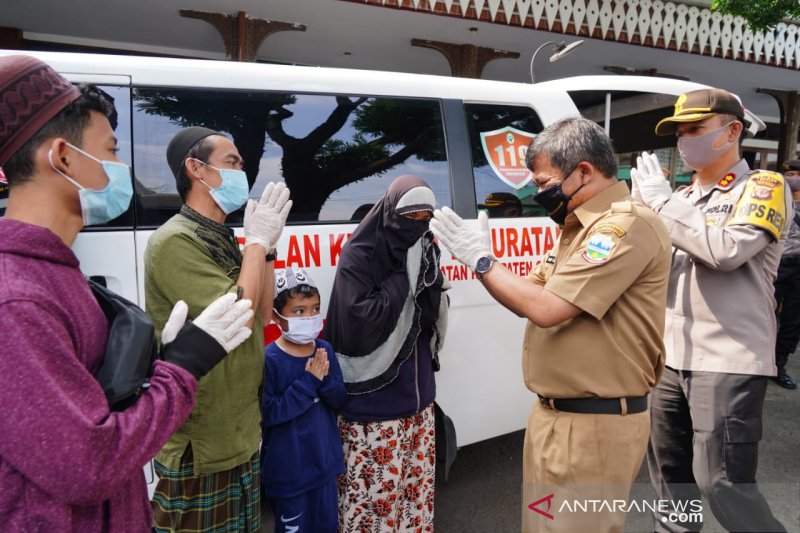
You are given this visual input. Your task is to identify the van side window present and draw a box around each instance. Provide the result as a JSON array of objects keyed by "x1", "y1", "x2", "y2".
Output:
[
  {"x1": 568, "y1": 90, "x2": 689, "y2": 190},
  {"x1": 132, "y1": 89, "x2": 450, "y2": 226},
  {"x1": 464, "y1": 103, "x2": 544, "y2": 218},
  {"x1": 0, "y1": 85, "x2": 133, "y2": 226}
]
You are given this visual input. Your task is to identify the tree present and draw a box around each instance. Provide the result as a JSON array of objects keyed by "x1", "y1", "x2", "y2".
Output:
[{"x1": 710, "y1": 0, "x2": 800, "y2": 33}]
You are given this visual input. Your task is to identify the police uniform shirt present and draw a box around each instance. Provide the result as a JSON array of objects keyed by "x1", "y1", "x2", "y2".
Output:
[
  {"x1": 523, "y1": 181, "x2": 672, "y2": 399},
  {"x1": 657, "y1": 159, "x2": 791, "y2": 376}
]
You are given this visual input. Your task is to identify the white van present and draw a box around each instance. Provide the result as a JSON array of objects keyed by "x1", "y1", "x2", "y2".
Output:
[{"x1": 1, "y1": 50, "x2": 754, "y2": 486}]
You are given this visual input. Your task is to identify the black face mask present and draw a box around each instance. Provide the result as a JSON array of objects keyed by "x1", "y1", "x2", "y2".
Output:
[{"x1": 533, "y1": 167, "x2": 584, "y2": 225}]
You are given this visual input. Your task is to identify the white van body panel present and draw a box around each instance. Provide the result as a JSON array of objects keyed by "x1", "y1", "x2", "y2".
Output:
[{"x1": 73, "y1": 232, "x2": 138, "y2": 301}]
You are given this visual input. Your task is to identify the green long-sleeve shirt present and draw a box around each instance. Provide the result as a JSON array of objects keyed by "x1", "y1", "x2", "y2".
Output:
[{"x1": 145, "y1": 205, "x2": 264, "y2": 475}]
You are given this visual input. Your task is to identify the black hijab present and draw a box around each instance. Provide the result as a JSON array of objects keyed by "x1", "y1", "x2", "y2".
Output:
[{"x1": 326, "y1": 175, "x2": 444, "y2": 390}]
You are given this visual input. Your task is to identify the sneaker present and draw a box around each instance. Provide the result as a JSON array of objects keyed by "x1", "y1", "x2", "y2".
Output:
[{"x1": 773, "y1": 368, "x2": 798, "y2": 390}]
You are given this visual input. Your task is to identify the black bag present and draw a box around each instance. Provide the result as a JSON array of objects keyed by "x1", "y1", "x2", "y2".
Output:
[{"x1": 89, "y1": 279, "x2": 158, "y2": 411}]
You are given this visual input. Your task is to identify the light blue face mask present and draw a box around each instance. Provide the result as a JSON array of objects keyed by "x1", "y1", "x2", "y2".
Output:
[
  {"x1": 49, "y1": 143, "x2": 133, "y2": 226},
  {"x1": 193, "y1": 159, "x2": 249, "y2": 214}
]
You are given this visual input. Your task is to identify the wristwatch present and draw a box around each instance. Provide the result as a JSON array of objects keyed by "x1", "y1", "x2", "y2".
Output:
[
  {"x1": 474, "y1": 256, "x2": 496, "y2": 280},
  {"x1": 265, "y1": 248, "x2": 278, "y2": 262}
]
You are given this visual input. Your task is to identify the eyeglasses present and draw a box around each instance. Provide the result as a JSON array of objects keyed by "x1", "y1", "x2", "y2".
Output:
[{"x1": 403, "y1": 211, "x2": 433, "y2": 222}]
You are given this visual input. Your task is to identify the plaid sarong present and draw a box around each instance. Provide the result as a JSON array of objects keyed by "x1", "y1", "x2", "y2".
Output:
[{"x1": 152, "y1": 446, "x2": 261, "y2": 533}]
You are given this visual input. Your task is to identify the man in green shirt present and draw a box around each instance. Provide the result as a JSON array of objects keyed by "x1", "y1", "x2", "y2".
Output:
[{"x1": 145, "y1": 127, "x2": 291, "y2": 532}]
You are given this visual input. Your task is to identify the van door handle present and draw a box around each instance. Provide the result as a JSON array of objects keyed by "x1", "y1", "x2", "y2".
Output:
[{"x1": 89, "y1": 275, "x2": 108, "y2": 288}]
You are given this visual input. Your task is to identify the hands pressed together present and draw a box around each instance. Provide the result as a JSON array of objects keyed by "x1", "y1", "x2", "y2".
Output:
[{"x1": 305, "y1": 348, "x2": 330, "y2": 381}]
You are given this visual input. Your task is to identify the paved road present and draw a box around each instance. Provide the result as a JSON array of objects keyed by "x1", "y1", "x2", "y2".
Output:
[
  {"x1": 261, "y1": 357, "x2": 799, "y2": 532},
  {"x1": 434, "y1": 355, "x2": 800, "y2": 533}
]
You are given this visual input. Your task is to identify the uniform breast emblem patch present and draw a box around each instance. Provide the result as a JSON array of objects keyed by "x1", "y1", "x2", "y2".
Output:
[{"x1": 582, "y1": 233, "x2": 616, "y2": 264}]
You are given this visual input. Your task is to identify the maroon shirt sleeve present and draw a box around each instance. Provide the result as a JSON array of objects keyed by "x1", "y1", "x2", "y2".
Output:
[{"x1": 0, "y1": 299, "x2": 197, "y2": 505}]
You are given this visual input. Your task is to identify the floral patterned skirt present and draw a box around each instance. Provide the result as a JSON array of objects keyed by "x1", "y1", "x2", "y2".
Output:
[{"x1": 338, "y1": 404, "x2": 436, "y2": 533}]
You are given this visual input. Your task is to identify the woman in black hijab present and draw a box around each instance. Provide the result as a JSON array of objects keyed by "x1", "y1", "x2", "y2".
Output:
[{"x1": 326, "y1": 174, "x2": 448, "y2": 532}]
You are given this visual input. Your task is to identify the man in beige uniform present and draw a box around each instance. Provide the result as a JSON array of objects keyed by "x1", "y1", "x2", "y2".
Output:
[
  {"x1": 431, "y1": 117, "x2": 672, "y2": 532},
  {"x1": 631, "y1": 88, "x2": 788, "y2": 532}
]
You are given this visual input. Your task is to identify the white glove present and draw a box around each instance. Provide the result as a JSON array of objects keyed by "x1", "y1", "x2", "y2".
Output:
[
  {"x1": 193, "y1": 293, "x2": 254, "y2": 352},
  {"x1": 244, "y1": 182, "x2": 292, "y2": 250},
  {"x1": 630, "y1": 151, "x2": 672, "y2": 209},
  {"x1": 161, "y1": 293, "x2": 254, "y2": 352},
  {"x1": 161, "y1": 300, "x2": 189, "y2": 345},
  {"x1": 628, "y1": 168, "x2": 644, "y2": 204},
  {"x1": 430, "y1": 207, "x2": 492, "y2": 270}
]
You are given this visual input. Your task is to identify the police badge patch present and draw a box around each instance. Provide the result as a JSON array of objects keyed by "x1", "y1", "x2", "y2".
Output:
[
  {"x1": 582, "y1": 233, "x2": 616, "y2": 264},
  {"x1": 728, "y1": 171, "x2": 787, "y2": 240}
]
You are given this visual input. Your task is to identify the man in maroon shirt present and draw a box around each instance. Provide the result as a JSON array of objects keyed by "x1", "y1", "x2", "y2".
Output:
[{"x1": 0, "y1": 55, "x2": 253, "y2": 532}]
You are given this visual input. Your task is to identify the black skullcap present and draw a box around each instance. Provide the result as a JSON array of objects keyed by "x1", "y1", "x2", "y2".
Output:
[
  {"x1": 166, "y1": 126, "x2": 221, "y2": 179},
  {"x1": 0, "y1": 55, "x2": 81, "y2": 166}
]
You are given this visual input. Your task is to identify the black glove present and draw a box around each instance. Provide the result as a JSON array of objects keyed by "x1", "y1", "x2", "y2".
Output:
[{"x1": 161, "y1": 322, "x2": 227, "y2": 380}]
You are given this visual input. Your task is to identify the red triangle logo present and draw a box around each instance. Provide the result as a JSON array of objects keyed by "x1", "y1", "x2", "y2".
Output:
[{"x1": 528, "y1": 493, "x2": 555, "y2": 520}]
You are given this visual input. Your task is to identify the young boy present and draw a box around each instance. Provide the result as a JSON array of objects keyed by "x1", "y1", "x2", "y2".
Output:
[{"x1": 261, "y1": 267, "x2": 346, "y2": 533}]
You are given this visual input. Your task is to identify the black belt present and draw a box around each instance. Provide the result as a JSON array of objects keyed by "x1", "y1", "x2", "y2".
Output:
[{"x1": 538, "y1": 395, "x2": 648, "y2": 415}]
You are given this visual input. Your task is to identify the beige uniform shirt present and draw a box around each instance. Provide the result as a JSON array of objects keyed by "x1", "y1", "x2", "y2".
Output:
[
  {"x1": 523, "y1": 181, "x2": 672, "y2": 399},
  {"x1": 657, "y1": 159, "x2": 791, "y2": 376}
]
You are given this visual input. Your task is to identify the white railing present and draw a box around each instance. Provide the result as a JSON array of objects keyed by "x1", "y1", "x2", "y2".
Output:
[{"x1": 365, "y1": 0, "x2": 800, "y2": 69}]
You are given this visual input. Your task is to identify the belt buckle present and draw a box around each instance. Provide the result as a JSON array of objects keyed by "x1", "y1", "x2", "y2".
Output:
[
  {"x1": 539, "y1": 396, "x2": 558, "y2": 411},
  {"x1": 539, "y1": 396, "x2": 552, "y2": 410}
]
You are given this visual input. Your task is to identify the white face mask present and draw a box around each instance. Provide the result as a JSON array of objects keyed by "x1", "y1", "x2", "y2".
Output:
[
  {"x1": 677, "y1": 122, "x2": 737, "y2": 171},
  {"x1": 274, "y1": 310, "x2": 323, "y2": 344}
]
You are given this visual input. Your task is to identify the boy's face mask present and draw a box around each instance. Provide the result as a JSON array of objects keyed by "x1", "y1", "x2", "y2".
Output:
[{"x1": 273, "y1": 309, "x2": 323, "y2": 345}]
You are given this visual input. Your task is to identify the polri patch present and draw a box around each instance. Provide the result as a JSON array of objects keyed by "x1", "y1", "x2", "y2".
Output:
[{"x1": 582, "y1": 233, "x2": 616, "y2": 264}]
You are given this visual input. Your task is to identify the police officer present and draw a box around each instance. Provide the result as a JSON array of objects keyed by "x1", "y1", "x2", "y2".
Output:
[
  {"x1": 774, "y1": 159, "x2": 800, "y2": 389},
  {"x1": 431, "y1": 117, "x2": 672, "y2": 532},
  {"x1": 631, "y1": 88, "x2": 788, "y2": 532},
  {"x1": 478, "y1": 191, "x2": 523, "y2": 217}
]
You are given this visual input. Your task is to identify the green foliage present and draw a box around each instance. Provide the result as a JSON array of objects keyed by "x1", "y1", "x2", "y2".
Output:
[{"x1": 710, "y1": 0, "x2": 800, "y2": 33}]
